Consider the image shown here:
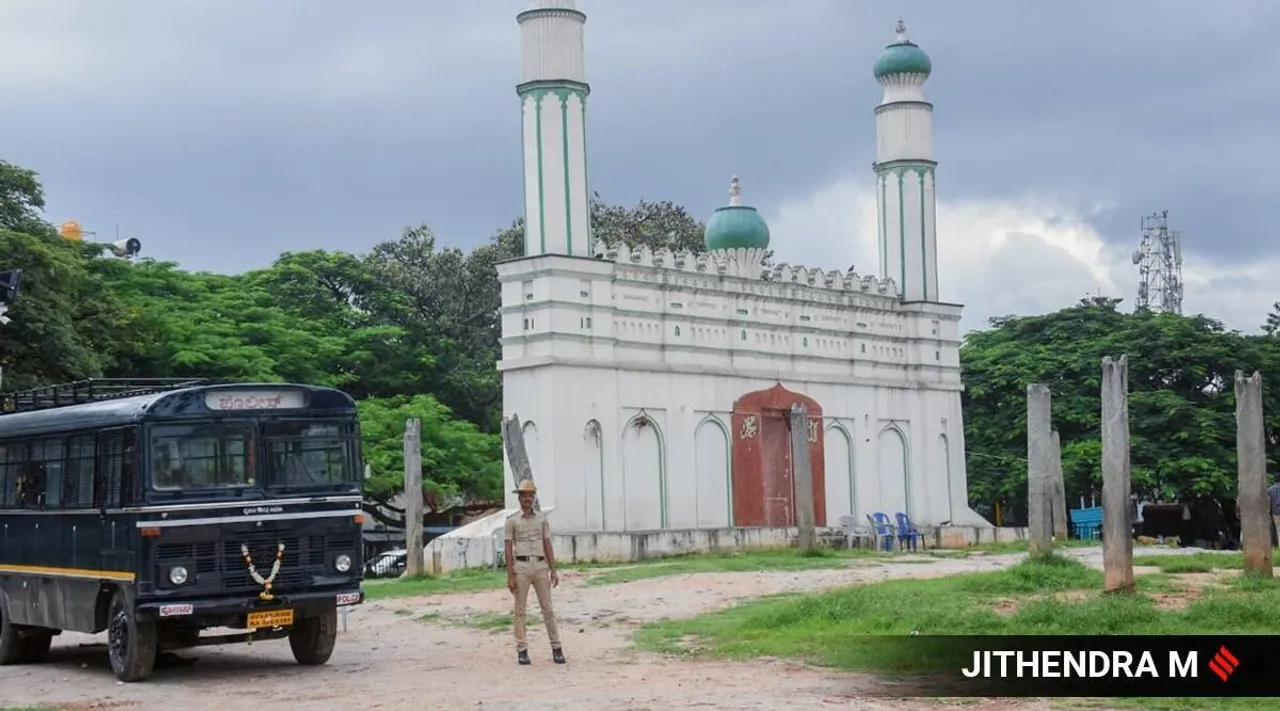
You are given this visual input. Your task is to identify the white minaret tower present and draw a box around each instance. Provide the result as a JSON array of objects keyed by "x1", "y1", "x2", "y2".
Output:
[
  {"x1": 872, "y1": 19, "x2": 938, "y2": 302},
  {"x1": 517, "y1": 1, "x2": 592, "y2": 258}
]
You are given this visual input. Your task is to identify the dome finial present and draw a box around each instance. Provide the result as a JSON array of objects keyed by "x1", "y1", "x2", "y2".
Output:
[
  {"x1": 729, "y1": 176, "x2": 742, "y2": 206},
  {"x1": 894, "y1": 17, "x2": 909, "y2": 44}
]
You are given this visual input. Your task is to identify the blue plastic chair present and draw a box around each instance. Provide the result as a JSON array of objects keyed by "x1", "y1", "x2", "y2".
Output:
[
  {"x1": 895, "y1": 512, "x2": 923, "y2": 552},
  {"x1": 868, "y1": 512, "x2": 897, "y2": 551}
]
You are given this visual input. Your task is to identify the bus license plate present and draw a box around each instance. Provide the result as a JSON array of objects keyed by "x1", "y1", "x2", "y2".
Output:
[{"x1": 246, "y1": 609, "x2": 294, "y2": 629}]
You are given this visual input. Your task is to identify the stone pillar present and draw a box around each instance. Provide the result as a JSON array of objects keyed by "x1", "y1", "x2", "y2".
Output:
[
  {"x1": 790, "y1": 403, "x2": 817, "y2": 552},
  {"x1": 1101, "y1": 356, "x2": 1134, "y2": 592},
  {"x1": 502, "y1": 413, "x2": 540, "y2": 511},
  {"x1": 1026, "y1": 384, "x2": 1054, "y2": 554},
  {"x1": 403, "y1": 418, "x2": 425, "y2": 578},
  {"x1": 1050, "y1": 430, "x2": 1069, "y2": 542},
  {"x1": 1235, "y1": 370, "x2": 1273, "y2": 576}
]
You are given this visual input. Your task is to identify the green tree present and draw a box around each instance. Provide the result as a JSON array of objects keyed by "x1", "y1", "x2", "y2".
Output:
[
  {"x1": 356, "y1": 394, "x2": 503, "y2": 506},
  {"x1": 961, "y1": 303, "x2": 1274, "y2": 518},
  {"x1": 0, "y1": 231, "x2": 136, "y2": 391},
  {"x1": 1261, "y1": 301, "x2": 1280, "y2": 336},
  {"x1": 0, "y1": 160, "x2": 55, "y2": 237}
]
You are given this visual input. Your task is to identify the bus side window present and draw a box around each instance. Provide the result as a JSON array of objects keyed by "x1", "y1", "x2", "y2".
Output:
[
  {"x1": 33, "y1": 438, "x2": 66, "y2": 508},
  {"x1": 96, "y1": 429, "x2": 126, "y2": 510},
  {"x1": 64, "y1": 434, "x2": 96, "y2": 509},
  {"x1": 121, "y1": 426, "x2": 138, "y2": 505},
  {"x1": 0, "y1": 442, "x2": 14, "y2": 508}
]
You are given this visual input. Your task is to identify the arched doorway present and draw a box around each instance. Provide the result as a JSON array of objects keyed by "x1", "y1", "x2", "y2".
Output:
[{"x1": 730, "y1": 384, "x2": 827, "y2": 527}]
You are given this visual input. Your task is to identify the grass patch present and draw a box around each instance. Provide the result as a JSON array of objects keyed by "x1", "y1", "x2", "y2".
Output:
[
  {"x1": 583, "y1": 546, "x2": 902, "y2": 586},
  {"x1": 635, "y1": 553, "x2": 1280, "y2": 710},
  {"x1": 1133, "y1": 552, "x2": 1243, "y2": 575}
]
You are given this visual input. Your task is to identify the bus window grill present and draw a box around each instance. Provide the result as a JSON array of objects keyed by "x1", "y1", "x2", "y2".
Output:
[
  {"x1": 156, "y1": 542, "x2": 218, "y2": 575},
  {"x1": 96, "y1": 430, "x2": 125, "y2": 510},
  {"x1": 0, "y1": 378, "x2": 211, "y2": 414}
]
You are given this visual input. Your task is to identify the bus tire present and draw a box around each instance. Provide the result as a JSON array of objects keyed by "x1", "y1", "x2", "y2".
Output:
[
  {"x1": 288, "y1": 608, "x2": 336, "y2": 666},
  {"x1": 106, "y1": 588, "x2": 157, "y2": 682}
]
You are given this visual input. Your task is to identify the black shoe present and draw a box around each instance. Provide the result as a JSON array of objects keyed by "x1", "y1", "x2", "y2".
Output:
[
  {"x1": 552, "y1": 647, "x2": 566, "y2": 664},
  {"x1": 518, "y1": 650, "x2": 531, "y2": 665}
]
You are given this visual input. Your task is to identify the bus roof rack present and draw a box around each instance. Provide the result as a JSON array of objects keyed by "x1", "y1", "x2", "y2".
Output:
[{"x1": 0, "y1": 378, "x2": 211, "y2": 414}]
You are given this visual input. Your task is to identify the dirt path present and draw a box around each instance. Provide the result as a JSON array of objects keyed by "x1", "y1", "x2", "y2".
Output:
[{"x1": 0, "y1": 547, "x2": 1210, "y2": 710}]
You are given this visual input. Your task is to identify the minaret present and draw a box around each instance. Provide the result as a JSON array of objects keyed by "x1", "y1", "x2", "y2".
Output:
[
  {"x1": 517, "y1": 1, "x2": 592, "y2": 258},
  {"x1": 872, "y1": 19, "x2": 937, "y2": 302}
]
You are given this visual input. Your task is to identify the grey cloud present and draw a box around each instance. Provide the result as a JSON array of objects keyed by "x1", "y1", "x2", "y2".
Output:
[{"x1": 0, "y1": 0, "x2": 1275, "y2": 290}]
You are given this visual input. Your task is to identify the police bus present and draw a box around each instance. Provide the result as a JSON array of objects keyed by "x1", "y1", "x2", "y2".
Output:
[{"x1": 0, "y1": 378, "x2": 366, "y2": 682}]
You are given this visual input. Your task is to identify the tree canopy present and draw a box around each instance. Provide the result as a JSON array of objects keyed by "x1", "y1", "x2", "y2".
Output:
[
  {"x1": 961, "y1": 299, "x2": 1280, "y2": 517},
  {"x1": 0, "y1": 160, "x2": 711, "y2": 508}
]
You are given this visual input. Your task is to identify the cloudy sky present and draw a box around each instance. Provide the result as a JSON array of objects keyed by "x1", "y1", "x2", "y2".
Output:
[{"x1": 2, "y1": 0, "x2": 1277, "y2": 334}]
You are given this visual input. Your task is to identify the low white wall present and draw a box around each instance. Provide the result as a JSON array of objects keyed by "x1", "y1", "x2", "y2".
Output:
[{"x1": 425, "y1": 515, "x2": 1029, "y2": 573}]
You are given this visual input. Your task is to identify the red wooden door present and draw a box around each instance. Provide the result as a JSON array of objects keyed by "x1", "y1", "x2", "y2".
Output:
[{"x1": 760, "y1": 412, "x2": 794, "y2": 527}]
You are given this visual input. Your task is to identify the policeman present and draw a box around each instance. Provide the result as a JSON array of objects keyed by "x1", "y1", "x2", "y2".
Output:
[{"x1": 504, "y1": 479, "x2": 566, "y2": 665}]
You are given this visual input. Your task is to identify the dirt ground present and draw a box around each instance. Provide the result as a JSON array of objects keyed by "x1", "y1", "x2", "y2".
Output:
[{"x1": 0, "y1": 546, "x2": 1219, "y2": 711}]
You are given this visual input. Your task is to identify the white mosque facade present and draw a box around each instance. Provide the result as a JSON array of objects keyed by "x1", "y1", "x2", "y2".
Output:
[{"x1": 431, "y1": 2, "x2": 996, "y2": 570}]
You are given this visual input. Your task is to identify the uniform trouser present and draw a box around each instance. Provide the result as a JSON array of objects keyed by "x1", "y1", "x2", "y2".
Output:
[
  {"x1": 1273, "y1": 515, "x2": 1280, "y2": 545},
  {"x1": 512, "y1": 558, "x2": 560, "y2": 651}
]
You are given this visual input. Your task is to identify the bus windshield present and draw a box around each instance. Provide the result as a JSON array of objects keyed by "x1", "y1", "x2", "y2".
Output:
[
  {"x1": 152, "y1": 423, "x2": 255, "y2": 490},
  {"x1": 264, "y1": 420, "x2": 358, "y2": 490}
]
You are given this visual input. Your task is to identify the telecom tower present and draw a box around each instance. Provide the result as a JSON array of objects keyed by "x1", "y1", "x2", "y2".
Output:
[{"x1": 1132, "y1": 210, "x2": 1184, "y2": 314}]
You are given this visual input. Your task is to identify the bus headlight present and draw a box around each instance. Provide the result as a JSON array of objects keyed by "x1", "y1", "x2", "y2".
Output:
[
  {"x1": 169, "y1": 566, "x2": 189, "y2": 585},
  {"x1": 335, "y1": 554, "x2": 352, "y2": 573}
]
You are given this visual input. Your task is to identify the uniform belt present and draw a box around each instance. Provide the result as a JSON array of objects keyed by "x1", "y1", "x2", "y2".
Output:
[{"x1": 515, "y1": 555, "x2": 544, "y2": 562}]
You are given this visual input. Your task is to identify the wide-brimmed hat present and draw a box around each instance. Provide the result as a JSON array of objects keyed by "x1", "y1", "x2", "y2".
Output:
[{"x1": 512, "y1": 479, "x2": 538, "y2": 495}]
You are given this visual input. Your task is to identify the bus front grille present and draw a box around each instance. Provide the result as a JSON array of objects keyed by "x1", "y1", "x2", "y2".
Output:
[
  {"x1": 222, "y1": 535, "x2": 306, "y2": 593},
  {"x1": 156, "y1": 530, "x2": 356, "y2": 594}
]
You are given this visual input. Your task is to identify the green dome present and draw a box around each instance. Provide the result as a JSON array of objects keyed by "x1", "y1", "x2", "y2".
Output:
[
  {"x1": 704, "y1": 177, "x2": 770, "y2": 251},
  {"x1": 874, "y1": 20, "x2": 931, "y2": 80},
  {"x1": 873, "y1": 42, "x2": 931, "y2": 79}
]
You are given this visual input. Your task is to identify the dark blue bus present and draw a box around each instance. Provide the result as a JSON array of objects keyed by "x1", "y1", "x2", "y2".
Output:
[{"x1": 0, "y1": 378, "x2": 365, "y2": 681}]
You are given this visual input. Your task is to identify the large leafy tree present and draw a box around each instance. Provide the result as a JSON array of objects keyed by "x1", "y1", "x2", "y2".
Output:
[
  {"x1": 962, "y1": 301, "x2": 1278, "y2": 517},
  {"x1": 356, "y1": 394, "x2": 502, "y2": 507},
  {"x1": 1262, "y1": 301, "x2": 1280, "y2": 337},
  {"x1": 0, "y1": 231, "x2": 137, "y2": 391},
  {"x1": 0, "y1": 160, "x2": 55, "y2": 237}
]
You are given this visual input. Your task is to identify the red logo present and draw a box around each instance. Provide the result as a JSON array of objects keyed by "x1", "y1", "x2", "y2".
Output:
[{"x1": 1208, "y1": 646, "x2": 1239, "y2": 682}]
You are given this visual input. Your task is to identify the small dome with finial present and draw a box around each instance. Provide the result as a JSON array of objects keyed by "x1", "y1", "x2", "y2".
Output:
[
  {"x1": 873, "y1": 18, "x2": 932, "y2": 81},
  {"x1": 704, "y1": 176, "x2": 770, "y2": 252}
]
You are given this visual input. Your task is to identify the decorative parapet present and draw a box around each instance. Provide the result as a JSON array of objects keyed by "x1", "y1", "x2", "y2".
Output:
[{"x1": 592, "y1": 240, "x2": 899, "y2": 297}]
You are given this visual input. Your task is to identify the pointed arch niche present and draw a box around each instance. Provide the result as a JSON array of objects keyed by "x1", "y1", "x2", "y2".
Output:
[
  {"x1": 693, "y1": 415, "x2": 732, "y2": 528},
  {"x1": 621, "y1": 411, "x2": 666, "y2": 530},
  {"x1": 877, "y1": 423, "x2": 911, "y2": 517},
  {"x1": 730, "y1": 384, "x2": 827, "y2": 527},
  {"x1": 824, "y1": 422, "x2": 856, "y2": 523}
]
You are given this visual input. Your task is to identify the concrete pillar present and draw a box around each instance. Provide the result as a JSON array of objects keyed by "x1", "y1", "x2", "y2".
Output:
[
  {"x1": 403, "y1": 418, "x2": 425, "y2": 578},
  {"x1": 1050, "y1": 430, "x2": 1069, "y2": 542},
  {"x1": 790, "y1": 403, "x2": 817, "y2": 552},
  {"x1": 502, "y1": 413, "x2": 540, "y2": 511},
  {"x1": 1026, "y1": 384, "x2": 1054, "y2": 554},
  {"x1": 1235, "y1": 370, "x2": 1273, "y2": 576},
  {"x1": 1101, "y1": 356, "x2": 1134, "y2": 592}
]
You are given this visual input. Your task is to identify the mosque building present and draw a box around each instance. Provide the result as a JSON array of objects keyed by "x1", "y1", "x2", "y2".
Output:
[{"x1": 432, "y1": 2, "x2": 994, "y2": 569}]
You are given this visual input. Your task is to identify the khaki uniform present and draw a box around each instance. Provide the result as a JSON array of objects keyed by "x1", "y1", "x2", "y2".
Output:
[{"x1": 505, "y1": 510, "x2": 561, "y2": 652}]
